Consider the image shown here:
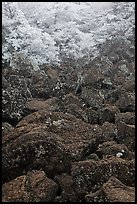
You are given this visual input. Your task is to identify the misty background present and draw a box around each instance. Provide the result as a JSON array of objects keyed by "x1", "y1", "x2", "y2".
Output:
[{"x1": 2, "y1": 2, "x2": 135, "y2": 69}]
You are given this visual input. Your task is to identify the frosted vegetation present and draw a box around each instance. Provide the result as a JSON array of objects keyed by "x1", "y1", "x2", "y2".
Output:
[{"x1": 2, "y1": 2, "x2": 135, "y2": 69}]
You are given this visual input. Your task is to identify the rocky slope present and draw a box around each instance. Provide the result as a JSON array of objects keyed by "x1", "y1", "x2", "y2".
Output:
[{"x1": 2, "y1": 32, "x2": 135, "y2": 202}]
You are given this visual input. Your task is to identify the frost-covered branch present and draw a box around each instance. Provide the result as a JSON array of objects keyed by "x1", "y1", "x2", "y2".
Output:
[{"x1": 2, "y1": 2, "x2": 135, "y2": 69}]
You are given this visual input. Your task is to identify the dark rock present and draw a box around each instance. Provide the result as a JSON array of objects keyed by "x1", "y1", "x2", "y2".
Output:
[
  {"x1": 84, "y1": 108, "x2": 99, "y2": 124},
  {"x1": 105, "y1": 88, "x2": 120, "y2": 103},
  {"x1": 30, "y1": 69, "x2": 56, "y2": 99},
  {"x1": 85, "y1": 176, "x2": 135, "y2": 202},
  {"x1": 85, "y1": 153, "x2": 99, "y2": 161},
  {"x1": 62, "y1": 93, "x2": 86, "y2": 121},
  {"x1": 46, "y1": 66, "x2": 59, "y2": 80},
  {"x1": 2, "y1": 71, "x2": 32, "y2": 123},
  {"x1": 2, "y1": 122, "x2": 14, "y2": 137},
  {"x1": 82, "y1": 68, "x2": 104, "y2": 89},
  {"x1": 71, "y1": 157, "x2": 135, "y2": 197},
  {"x1": 115, "y1": 91, "x2": 135, "y2": 112},
  {"x1": 108, "y1": 52, "x2": 120, "y2": 64},
  {"x1": 121, "y1": 80, "x2": 135, "y2": 92},
  {"x1": 105, "y1": 86, "x2": 135, "y2": 112},
  {"x1": 80, "y1": 129, "x2": 105, "y2": 160},
  {"x1": 96, "y1": 141, "x2": 134, "y2": 160},
  {"x1": 88, "y1": 56, "x2": 113, "y2": 77},
  {"x1": 115, "y1": 112, "x2": 135, "y2": 125},
  {"x1": 75, "y1": 83, "x2": 82, "y2": 96},
  {"x1": 62, "y1": 93, "x2": 84, "y2": 108},
  {"x1": 2, "y1": 125, "x2": 71, "y2": 183},
  {"x1": 30, "y1": 66, "x2": 74, "y2": 100},
  {"x1": 111, "y1": 60, "x2": 133, "y2": 86},
  {"x1": 114, "y1": 60, "x2": 134, "y2": 78},
  {"x1": 116, "y1": 121, "x2": 135, "y2": 151},
  {"x1": 100, "y1": 56, "x2": 114, "y2": 73},
  {"x1": 101, "y1": 78, "x2": 115, "y2": 90},
  {"x1": 85, "y1": 188, "x2": 108, "y2": 202},
  {"x1": 2, "y1": 87, "x2": 27, "y2": 123},
  {"x1": 2, "y1": 170, "x2": 58, "y2": 202},
  {"x1": 98, "y1": 36, "x2": 135, "y2": 64},
  {"x1": 51, "y1": 68, "x2": 79, "y2": 99},
  {"x1": 80, "y1": 87, "x2": 104, "y2": 110},
  {"x1": 25, "y1": 97, "x2": 65, "y2": 112},
  {"x1": 98, "y1": 105, "x2": 120, "y2": 125},
  {"x1": 2, "y1": 110, "x2": 106, "y2": 183},
  {"x1": 15, "y1": 111, "x2": 104, "y2": 161},
  {"x1": 101, "y1": 122, "x2": 117, "y2": 141},
  {"x1": 54, "y1": 173, "x2": 78, "y2": 202},
  {"x1": 9, "y1": 51, "x2": 37, "y2": 79},
  {"x1": 65, "y1": 103, "x2": 85, "y2": 120},
  {"x1": 2, "y1": 76, "x2": 9, "y2": 89},
  {"x1": 102, "y1": 176, "x2": 135, "y2": 202}
]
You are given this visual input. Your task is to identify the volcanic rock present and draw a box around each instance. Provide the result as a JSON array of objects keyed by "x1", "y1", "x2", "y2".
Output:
[
  {"x1": 116, "y1": 121, "x2": 135, "y2": 151},
  {"x1": 25, "y1": 97, "x2": 65, "y2": 112},
  {"x1": 80, "y1": 87, "x2": 104, "y2": 110},
  {"x1": 2, "y1": 122, "x2": 14, "y2": 137},
  {"x1": 54, "y1": 173, "x2": 78, "y2": 202},
  {"x1": 71, "y1": 157, "x2": 135, "y2": 197},
  {"x1": 96, "y1": 141, "x2": 134, "y2": 160},
  {"x1": 115, "y1": 111, "x2": 135, "y2": 125},
  {"x1": 85, "y1": 176, "x2": 135, "y2": 202},
  {"x1": 2, "y1": 170, "x2": 58, "y2": 202},
  {"x1": 2, "y1": 124, "x2": 71, "y2": 183},
  {"x1": 98, "y1": 105, "x2": 120, "y2": 125}
]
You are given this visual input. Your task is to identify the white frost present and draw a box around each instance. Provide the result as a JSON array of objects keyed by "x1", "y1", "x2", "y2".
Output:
[
  {"x1": 2, "y1": 2, "x2": 135, "y2": 68},
  {"x1": 116, "y1": 152, "x2": 123, "y2": 158}
]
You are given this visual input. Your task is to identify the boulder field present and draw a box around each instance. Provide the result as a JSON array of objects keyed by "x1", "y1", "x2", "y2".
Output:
[{"x1": 2, "y1": 38, "x2": 135, "y2": 202}]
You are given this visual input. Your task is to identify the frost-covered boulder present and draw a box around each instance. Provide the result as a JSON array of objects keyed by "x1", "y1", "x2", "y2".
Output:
[{"x1": 2, "y1": 69, "x2": 32, "y2": 124}]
